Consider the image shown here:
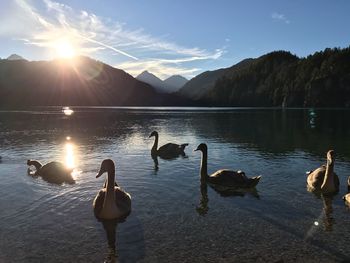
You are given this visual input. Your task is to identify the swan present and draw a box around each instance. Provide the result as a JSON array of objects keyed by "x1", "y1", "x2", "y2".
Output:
[
  {"x1": 27, "y1": 159, "x2": 75, "y2": 184},
  {"x1": 343, "y1": 176, "x2": 350, "y2": 205},
  {"x1": 194, "y1": 143, "x2": 261, "y2": 188},
  {"x1": 149, "y1": 131, "x2": 188, "y2": 159},
  {"x1": 93, "y1": 159, "x2": 131, "y2": 220},
  {"x1": 306, "y1": 150, "x2": 339, "y2": 194}
]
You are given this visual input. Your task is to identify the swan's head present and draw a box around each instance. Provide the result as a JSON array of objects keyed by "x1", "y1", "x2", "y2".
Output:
[
  {"x1": 96, "y1": 159, "x2": 115, "y2": 178},
  {"x1": 149, "y1": 131, "x2": 158, "y2": 138},
  {"x1": 194, "y1": 143, "x2": 208, "y2": 153},
  {"x1": 326, "y1": 150, "x2": 335, "y2": 166}
]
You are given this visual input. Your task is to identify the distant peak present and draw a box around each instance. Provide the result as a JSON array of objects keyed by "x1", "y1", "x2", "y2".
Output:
[
  {"x1": 137, "y1": 70, "x2": 160, "y2": 79},
  {"x1": 165, "y1": 75, "x2": 188, "y2": 81},
  {"x1": 7, "y1": 54, "x2": 26, "y2": 61},
  {"x1": 139, "y1": 70, "x2": 154, "y2": 76}
]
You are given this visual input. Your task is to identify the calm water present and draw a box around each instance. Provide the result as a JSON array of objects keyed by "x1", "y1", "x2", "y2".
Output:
[{"x1": 0, "y1": 107, "x2": 350, "y2": 263}]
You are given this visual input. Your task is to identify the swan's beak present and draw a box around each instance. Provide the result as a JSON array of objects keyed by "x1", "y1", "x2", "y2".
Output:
[
  {"x1": 96, "y1": 169, "x2": 104, "y2": 178},
  {"x1": 194, "y1": 148, "x2": 199, "y2": 152}
]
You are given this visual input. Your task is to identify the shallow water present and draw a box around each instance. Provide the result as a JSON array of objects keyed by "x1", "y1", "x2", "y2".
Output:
[{"x1": 0, "y1": 107, "x2": 350, "y2": 262}]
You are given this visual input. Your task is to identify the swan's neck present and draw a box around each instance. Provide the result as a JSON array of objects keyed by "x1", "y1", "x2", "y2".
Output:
[
  {"x1": 200, "y1": 150, "x2": 208, "y2": 180},
  {"x1": 321, "y1": 160, "x2": 335, "y2": 192},
  {"x1": 151, "y1": 134, "x2": 158, "y2": 153},
  {"x1": 103, "y1": 169, "x2": 116, "y2": 207},
  {"x1": 29, "y1": 160, "x2": 42, "y2": 171}
]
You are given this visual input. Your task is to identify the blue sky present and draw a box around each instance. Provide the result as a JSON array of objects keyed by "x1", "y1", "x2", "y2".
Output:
[{"x1": 0, "y1": 0, "x2": 349, "y2": 79}]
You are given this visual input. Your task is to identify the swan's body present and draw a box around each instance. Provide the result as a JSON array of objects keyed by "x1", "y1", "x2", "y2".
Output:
[
  {"x1": 93, "y1": 159, "x2": 131, "y2": 220},
  {"x1": 27, "y1": 160, "x2": 74, "y2": 184},
  {"x1": 343, "y1": 176, "x2": 350, "y2": 205},
  {"x1": 195, "y1": 143, "x2": 261, "y2": 188},
  {"x1": 149, "y1": 131, "x2": 188, "y2": 159},
  {"x1": 306, "y1": 150, "x2": 339, "y2": 194}
]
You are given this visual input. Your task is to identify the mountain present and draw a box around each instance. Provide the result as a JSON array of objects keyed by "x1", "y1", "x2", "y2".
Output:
[
  {"x1": 136, "y1": 70, "x2": 164, "y2": 91},
  {"x1": 0, "y1": 56, "x2": 184, "y2": 108},
  {"x1": 178, "y1": 58, "x2": 253, "y2": 99},
  {"x1": 136, "y1": 71, "x2": 187, "y2": 93},
  {"x1": 2, "y1": 46, "x2": 349, "y2": 108},
  {"x1": 196, "y1": 47, "x2": 350, "y2": 107},
  {"x1": 163, "y1": 75, "x2": 188, "y2": 92},
  {"x1": 7, "y1": 54, "x2": 26, "y2": 61}
]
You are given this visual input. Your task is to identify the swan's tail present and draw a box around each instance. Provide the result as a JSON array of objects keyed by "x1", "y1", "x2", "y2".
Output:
[
  {"x1": 180, "y1": 143, "x2": 189, "y2": 150},
  {"x1": 249, "y1": 175, "x2": 261, "y2": 188}
]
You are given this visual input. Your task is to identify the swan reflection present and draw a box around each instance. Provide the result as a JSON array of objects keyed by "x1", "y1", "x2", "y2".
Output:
[
  {"x1": 196, "y1": 180, "x2": 260, "y2": 216},
  {"x1": 306, "y1": 193, "x2": 335, "y2": 238},
  {"x1": 152, "y1": 153, "x2": 159, "y2": 171},
  {"x1": 98, "y1": 216, "x2": 130, "y2": 262},
  {"x1": 321, "y1": 194, "x2": 334, "y2": 231},
  {"x1": 196, "y1": 181, "x2": 209, "y2": 216},
  {"x1": 101, "y1": 219, "x2": 118, "y2": 263}
]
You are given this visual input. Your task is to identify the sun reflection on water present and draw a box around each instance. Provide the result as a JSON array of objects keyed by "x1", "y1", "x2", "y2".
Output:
[
  {"x1": 65, "y1": 142, "x2": 75, "y2": 169},
  {"x1": 62, "y1": 107, "x2": 74, "y2": 116},
  {"x1": 63, "y1": 140, "x2": 82, "y2": 181}
]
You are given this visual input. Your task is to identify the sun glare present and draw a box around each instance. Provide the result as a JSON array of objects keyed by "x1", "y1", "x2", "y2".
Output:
[
  {"x1": 65, "y1": 142, "x2": 75, "y2": 169},
  {"x1": 62, "y1": 106, "x2": 74, "y2": 116},
  {"x1": 55, "y1": 39, "x2": 76, "y2": 59}
]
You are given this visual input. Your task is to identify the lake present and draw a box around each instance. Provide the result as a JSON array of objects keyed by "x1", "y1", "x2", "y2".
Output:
[{"x1": 0, "y1": 107, "x2": 350, "y2": 262}]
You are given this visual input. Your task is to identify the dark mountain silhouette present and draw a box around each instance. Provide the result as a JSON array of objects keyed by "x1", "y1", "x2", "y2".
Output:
[
  {"x1": 0, "y1": 56, "x2": 186, "y2": 108},
  {"x1": 163, "y1": 75, "x2": 188, "y2": 92},
  {"x1": 180, "y1": 46, "x2": 350, "y2": 107},
  {"x1": 7, "y1": 54, "x2": 26, "y2": 61},
  {"x1": 178, "y1": 58, "x2": 253, "y2": 99},
  {"x1": 136, "y1": 71, "x2": 187, "y2": 93},
  {"x1": 1, "y1": 46, "x2": 349, "y2": 108}
]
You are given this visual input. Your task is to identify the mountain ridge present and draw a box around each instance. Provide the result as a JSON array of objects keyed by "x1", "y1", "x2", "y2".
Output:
[
  {"x1": 1, "y1": 46, "x2": 349, "y2": 108},
  {"x1": 136, "y1": 71, "x2": 187, "y2": 93},
  {"x1": 196, "y1": 47, "x2": 350, "y2": 107},
  {"x1": 6, "y1": 54, "x2": 26, "y2": 61},
  {"x1": 0, "y1": 56, "x2": 188, "y2": 108}
]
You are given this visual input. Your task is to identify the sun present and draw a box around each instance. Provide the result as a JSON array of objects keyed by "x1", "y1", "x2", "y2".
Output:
[{"x1": 54, "y1": 39, "x2": 76, "y2": 59}]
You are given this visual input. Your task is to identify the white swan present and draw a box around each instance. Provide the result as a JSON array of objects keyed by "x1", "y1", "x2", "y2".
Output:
[
  {"x1": 93, "y1": 159, "x2": 131, "y2": 220},
  {"x1": 306, "y1": 150, "x2": 339, "y2": 194},
  {"x1": 27, "y1": 159, "x2": 74, "y2": 184},
  {"x1": 149, "y1": 131, "x2": 188, "y2": 159},
  {"x1": 195, "y1": 143, "x2": 261, "y2": 188}
]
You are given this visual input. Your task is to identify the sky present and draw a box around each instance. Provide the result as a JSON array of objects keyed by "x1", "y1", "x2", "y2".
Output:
[{"x1": 0, "y1": 0, "x2": 349, "y2": 79}]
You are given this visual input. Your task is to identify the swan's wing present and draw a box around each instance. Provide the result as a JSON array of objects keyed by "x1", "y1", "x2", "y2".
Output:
[
  {"x1": 38, "y1": 161, "x2": 74, "y2": 184},
  {"x1": 93, "y1": 189, "x2": 105, "y2": 219},
  {"x1": 158, "y1": 143, "x2": 181, "y2": 152},
  {"x1": 156, "y1": 143, "x2": 185, "y2": 159},
  {"x1": 209, "y1": 169, "x2": 247, "y2": 185},
  {"x1": 307, "y1": 166, "x2": 326, "y2": 189},
  {"x1": 112, "y1": 187, "x2": 132, "y2": 218}
]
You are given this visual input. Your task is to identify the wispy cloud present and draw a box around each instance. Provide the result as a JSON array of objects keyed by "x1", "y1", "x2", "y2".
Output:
[
  {"x1": 271, "y1": 12, "x2": 290, "y2": 24},
  {"x1": 118, "y1": 59, "x2": 201, "y2": 79},
  {"x1": 1, "y1": 0, "x2": 224, "y2": 78}
]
